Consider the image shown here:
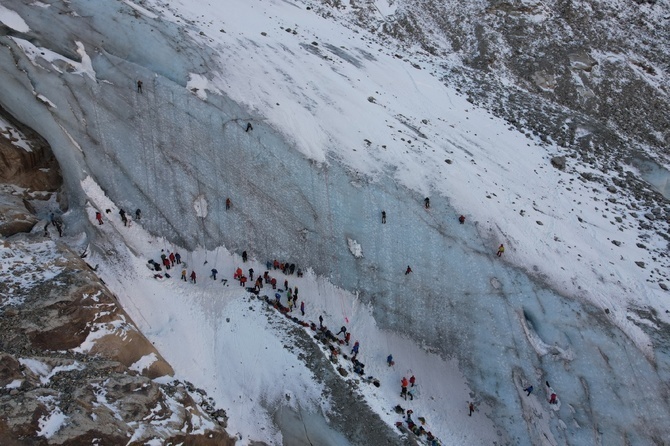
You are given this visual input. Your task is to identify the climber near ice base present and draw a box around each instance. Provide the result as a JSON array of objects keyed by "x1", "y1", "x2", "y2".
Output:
[
  {"x1": 136, "y1": 80, "x2": 143, "y2": 93},
  {"x1": 524, "y1": 385, "x2": 533, "y2": 396},
  {"x1": 336, "y1": 326, "x2": 347, "y2": 336},
  {"x1": 405, "y1": 265, "x2": 412, "y2": 275},
  {"x1": 401, "y1": 377, "x2": 409, "y2": 400},
  {"x1": 497, "y1": 244, "x2": 505, "y2": 257},
  {"x1": 381, "y1": 210, "x2": 386, "y2": 224},
  {"x1": 190, "y1": 270, "x2": 197, "y2": 284},
  {"x1": 96, "y1": 211, "x2": 103, "y2": 225},
  {"x1": 135, "y1": 209, "x2": 141, "y2": 220},
  {"x1": 351, "y1": 341, "x2": 360, "y2": 357},
  {"x1": 210, "y1": 268, "x2": 218, "y2": 280},
  {"x1": 424, "y1": 197, "x2": 430, "y2": 209},
  {"x1": 119, "y1": 208, "x2": 128, "y2": 226},
  {"x1": 459, "y1": 214, "x2": 465, "y2": 224}
]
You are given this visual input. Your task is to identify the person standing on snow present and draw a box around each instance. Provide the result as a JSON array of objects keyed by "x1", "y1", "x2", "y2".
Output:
[
  {"x1": 242, "y1": 251, "x2": 248, "y2": 262},
  {"x1": 169, "y1": 252, "x2": 176, "y2": 266},
  {"x1": 459, "y1": 215, "x2": 465, "y2": 224},
  {"x1": 226, "y1": 198, "x2": 231, "y2": 210},
  {"x1": 249, "y1": 268, "x2": 254, "y2": 281},
  {"x1": 137, "y1": 80, "x2": 143, "y2": 93},
  {"x1": 190, "y1": 270, "x2": 197, "y2": 284},
  {"x1": 382, "y1": 211, "x2": 386, "y2": 224},
  {"x1": 96, "y1": 211, "x2": 103, "y2": 225},
  {"x1": 524, "y1": 385, "x2": 533, "y2": 396},
  {"x1": 351, "y1": 341, "x2": 360, "y2": 357},
  {"x1": 336, "y1": 326, "x2": 347, "y2": 336},
  {"x1": 344, "y1": 332, "x2": 351, "y2": 345},
  {"x1": 549, "y1": 393, "x2": 558, "y2": 404},
  {"x1": 270, "y1": 277, "x2": 277, "y2": 289},
  {"x1": 119, "y1": 209, "x2": 128, "y2": 226},
  {"x1": 387, "y1": 354, "x2": 394, "y2": 367},
  {"x1": 319, "y1": 315, "x2": 324, "y2": 329},
  {"x1": 401, "y1": 377, "x2": 409, "y2": 400},
  {"x1": 409, "y1": 375, "x2": 416, "y2": 387},
  {"x1": 497, "y1": 244, "x2": 505, "y2": 257},
  {"x1": 175, "y1": 252, "x2": 181, "y2": 264},
  {"x1": 405, "y1": 265, "x2": 412, "y2": 275},
  {"x1": 469, "y1": 402, "x2": 475, "y2": 416},
  {"x1": 210, "y1": 268, "x2": 218, "y2": 280},
  {"x1": 135, "y1": 209, "x2": 141, "y2": 220},
  {"x1": 424, "y1": 197, "x2": 430, "y2": 209},
  {"x1": 181, "y1": 269, "x2": 187, "y2": 282},
  {"x1": 300, "y1": 301, "x2": 305, "y2": 316}
]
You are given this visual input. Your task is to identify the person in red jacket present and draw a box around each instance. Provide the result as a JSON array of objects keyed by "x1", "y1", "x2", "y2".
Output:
[
  {"x1": 409, "y1": 375, "x2": 416, "y2": 387},
  {"x1": 169, "y1": 252, "x2": 176, "y2": 266},
  {"x1": 270, "y1": 277, "x2": 277, "y2": 289},
  {"x1": 95, "y1": 212, "x2": 103, "y2": 225},
  {"x1": 401, "y1": 377, "x2": 409, "y2": 400},
  {"x1": 405, "y1": 265, "x2": 412, "y2": 275},
  {"x1": 190, "y1": 270, "x2": 197, "y2": 284},
  {"x1": 240, "y1": 275, "x2": 247, "y2": 287}
]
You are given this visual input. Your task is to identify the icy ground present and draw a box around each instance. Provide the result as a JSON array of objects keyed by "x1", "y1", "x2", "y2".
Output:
[{"x1": 1, "y1": 0, "x2": 670, "y2": 444}]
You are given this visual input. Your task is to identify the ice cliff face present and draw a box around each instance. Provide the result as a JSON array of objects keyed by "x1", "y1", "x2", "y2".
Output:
[{"x1": 1, "y1": 0, "x2": 669, "y2": 444}]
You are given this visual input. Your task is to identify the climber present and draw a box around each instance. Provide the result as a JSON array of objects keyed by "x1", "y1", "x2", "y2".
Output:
[
  {"x1": 336, "y1": 326, "x2": 347, "y2": 336},
  {"x1": 401, "y1": 377, "x2": 409, "y2": 399},
  {"x1": 549, "y1": 393, "x2": 558, "y2": 404},
  {"x1": 351, "y1": 341, "x2": 360, "y2": 357},
  {"x1": 381, "y1": 210, "x2": 386, "y2": 224},
  {"x1": 137, "y1": 80, "x2": 143, "y2": 93},
  {"x1": 497, "y1": 244, "x2": 505, "y2": 257},
  {"x1": 469, "y1": 402, "x2": 475, "y2": 416},
  {"x1": 459, "y1": 215, "x2": 465, "y2": 224},
  {"x1": 181, "y1": 269, "x2": 187, "y2": 282},
  {"x1": 119, "y1": 209, "x2": 128, "y2": 226},
  {"x1": 245, "y1": 122, "x2": 253, "y2": 132},
  {"x1": 424, "y1": 197, "x2": 430, "y2": 209},
  {"x1": 270, "y1": 277, "x2": 277, "y2": 289},
  {"x1": 524, "y1": 385, "x2": 533, "y2": 396},
  {"x1": 96, "y1": 211, "x2": 103, "y2": 225},
  {"x1": 242, "y1": 250, "x2": 248, "y2": 262},
  {"x1": 405, "y1": 265, "x2": 412, "y2": 275},
  {"x1": 300, "y1": 301, "x2": 305, "y2": 316},
  {"x1": 248, "y1": 268, "x2": 254, "y2": 281},
  {"x1": 210, "y1": 268, "x2": 218, "y2": 280},
  {"x1": 175, "y1": 252, "x2": 181, "y2": 264},
  {"x1": 344, "y1": 332, "x2": 351, "y2": 345},
  {"x1": 169, "y1": 252, "x2": 175, "y2": 266},
  {"x1": 190, "y1": 270, "x2": 197, "y2": 284},
  {"x1": 409, "y1": 375, "x2": 416, "y2": 387},
  {"x1": 135, "y1": 209, "x2": 141, "y2": 220},
  {"x1": 387, "y1": 354, "x2": 394, "y2": 367}
]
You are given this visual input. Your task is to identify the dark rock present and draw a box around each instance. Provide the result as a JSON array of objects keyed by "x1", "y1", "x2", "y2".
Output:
[
  {"x1": 635, "y1": 261, "x2": 646, "y2": 268},
  {"x1": 550, "y1": 156, "x2": 566, "y2": 170}
]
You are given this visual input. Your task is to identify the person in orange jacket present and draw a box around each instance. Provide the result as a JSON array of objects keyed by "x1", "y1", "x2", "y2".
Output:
[{"x1": 401, "y1": 377, "x2": 409, "y2": 399}]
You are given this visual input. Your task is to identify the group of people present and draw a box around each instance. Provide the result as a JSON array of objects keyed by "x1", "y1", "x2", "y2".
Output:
[
  {"x1": 524, "y1": 381, "x2": 559, "y2": 405},
  {"x1": 95, "y1": 208, "x2": 141, "y2": 227}
]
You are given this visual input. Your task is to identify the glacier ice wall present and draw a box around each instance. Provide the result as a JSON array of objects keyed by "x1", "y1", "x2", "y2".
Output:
[{"x1": 1, "y1": 0, "x2": 669, "y2": 444}]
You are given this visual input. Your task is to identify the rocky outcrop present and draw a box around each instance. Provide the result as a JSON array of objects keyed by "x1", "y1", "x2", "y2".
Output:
[
  {"x1": 0, "y1": 237, "x2": 234, "y2": 445},
  {"x1": 0, "y1": 107, "x2": 62, "y2": 237},
  {"x1": 0, "y1": 106, "x2": 61, "y2": 192}
]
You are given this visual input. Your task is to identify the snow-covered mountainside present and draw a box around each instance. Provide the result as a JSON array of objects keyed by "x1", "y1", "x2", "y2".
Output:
[{"x1": 0, "y1": 0, "x2": 669, "y2": 444}]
